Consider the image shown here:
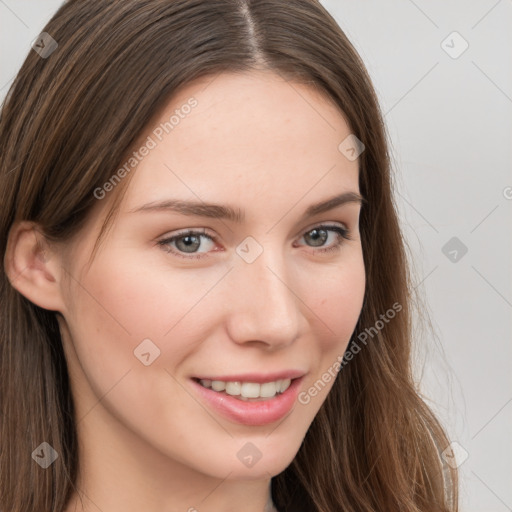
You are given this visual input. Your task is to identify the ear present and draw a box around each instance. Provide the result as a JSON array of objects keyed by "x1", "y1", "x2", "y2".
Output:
[{"x1": 4, "y1": 221, "x2": 66, "y2": 312}]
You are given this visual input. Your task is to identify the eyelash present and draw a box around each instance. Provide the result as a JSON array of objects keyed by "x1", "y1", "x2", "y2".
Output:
[{"x1": 157, "y1": 224, "x2": 352, "y2": 260}]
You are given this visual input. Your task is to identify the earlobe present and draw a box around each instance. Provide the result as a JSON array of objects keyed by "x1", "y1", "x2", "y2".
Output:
[{"x1": 4, "y1": 221, "x2": 66, "y2": 312}]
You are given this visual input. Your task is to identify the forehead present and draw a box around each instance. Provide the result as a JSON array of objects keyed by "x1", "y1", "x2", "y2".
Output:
[{"x1": 118, "y1": 70, "x2": 359, "y2": 215}]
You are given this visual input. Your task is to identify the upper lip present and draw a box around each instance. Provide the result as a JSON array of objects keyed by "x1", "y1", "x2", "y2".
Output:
[{"x1": 193, "y1": 370, "x2": 306, "y2": 383}]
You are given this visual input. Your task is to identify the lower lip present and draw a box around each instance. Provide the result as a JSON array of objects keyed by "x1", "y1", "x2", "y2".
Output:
[{"x1": 190, "y1": 377, "x2": 304, "y2": 426}]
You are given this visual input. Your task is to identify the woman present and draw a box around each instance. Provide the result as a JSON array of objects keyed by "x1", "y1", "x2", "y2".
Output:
[{"x1": 0, "y1": 1, "x2": 458, "y2": 511}]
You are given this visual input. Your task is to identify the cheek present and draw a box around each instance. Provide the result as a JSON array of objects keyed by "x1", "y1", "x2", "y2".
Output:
[
  {"x1": 68, "y1": 254, "x2": 209, "y2": 341},
  {"x1": 293, "y1": 255, "x2": 365, "y2": 411},
  {"x1": 62, "y1": 250, "x2": 229, "y2": 394},
  {"x1": 61, "y1": 255, "x2": 213, "y2": 440},
  {"x1": 59, "y1": 254, "x2": 162, "y2": 390},
  {"x1": 306, "y1": 252, "x2": 366, "y2": 351}
]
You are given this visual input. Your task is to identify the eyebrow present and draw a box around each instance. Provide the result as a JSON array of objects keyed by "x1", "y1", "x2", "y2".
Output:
[{"x1": 128, "y1": 191, "x2": 366, "y2": 222}]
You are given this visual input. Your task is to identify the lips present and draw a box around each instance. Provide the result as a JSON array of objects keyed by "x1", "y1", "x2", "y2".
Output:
[{"x1": 190, "y1": 375, "x2": 305, "y2": 426}]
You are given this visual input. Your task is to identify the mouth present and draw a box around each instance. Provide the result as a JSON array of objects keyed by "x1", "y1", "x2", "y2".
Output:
[
  {"x1": 191, "y1": 377, "x2": 295, "y2": 401},
  {"x1": 189, "y1": 375, "x2": 305, "y2": 426}
]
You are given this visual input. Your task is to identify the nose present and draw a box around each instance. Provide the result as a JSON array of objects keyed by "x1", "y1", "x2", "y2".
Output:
[{"x1": 224, "y1": 246, "x2": 303, "y2": 350}]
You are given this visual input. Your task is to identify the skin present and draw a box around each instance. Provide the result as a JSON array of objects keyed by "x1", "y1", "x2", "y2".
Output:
[{"x1": 6, "y1": 70, "x2": 365, "y2": 512}]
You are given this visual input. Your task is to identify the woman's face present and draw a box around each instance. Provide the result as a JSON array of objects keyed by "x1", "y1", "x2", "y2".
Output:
[{"x1": 56, "y1": 70, "x2": 365, "y2": 483}]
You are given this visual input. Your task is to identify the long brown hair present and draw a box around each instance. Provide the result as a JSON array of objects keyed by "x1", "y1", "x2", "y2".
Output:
[{"x1": 0, "y1": 1, "x2": 458, "y2": 510}]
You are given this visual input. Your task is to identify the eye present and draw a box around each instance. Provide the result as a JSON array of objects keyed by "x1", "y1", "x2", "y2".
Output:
[
  {"x1": 157, "y1": 224, "x2": 352, "y2": 260},
  {"x1": 295, "y1": 224, "x2": 352, "y2": 254},
  {"x1": 157, "y1": 229, "x2": 217, "y2": 260}
]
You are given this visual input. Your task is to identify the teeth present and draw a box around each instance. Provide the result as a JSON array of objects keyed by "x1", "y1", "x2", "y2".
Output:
[
  {"x1": 198, "y1": 378, "x2": 292, "y2": 398},
  {"x1": 259, "y1": 381, "x2": 277, "y2": 397},
  {"x1": 225, "y1": 381, "x2": 241, "y2": 396},
  {"x1": 241, "y1": 382, "x2": 260, "y2": 398},
  {"x1": 211, "y1": 380, "x2": 225, "y2": 392}
]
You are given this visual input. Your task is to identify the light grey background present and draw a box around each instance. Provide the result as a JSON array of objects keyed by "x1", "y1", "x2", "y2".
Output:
[{"x1": 1, "y1": 1, "x2": 511, "y2": 511}]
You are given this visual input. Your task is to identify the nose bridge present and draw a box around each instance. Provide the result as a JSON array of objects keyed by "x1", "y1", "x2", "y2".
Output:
[{"x1": 225, "y1": 241, "x2": 302, "y2": 347}]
